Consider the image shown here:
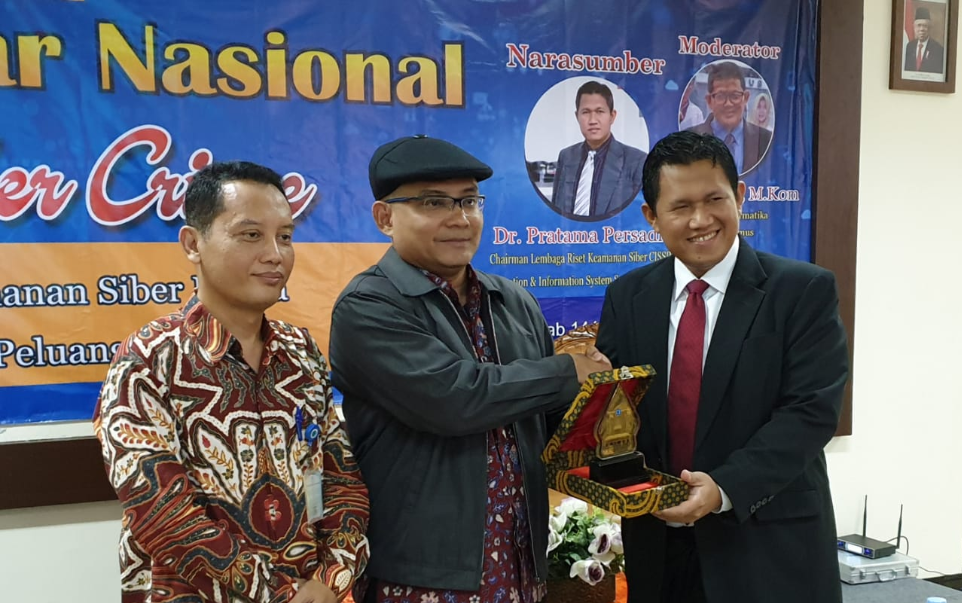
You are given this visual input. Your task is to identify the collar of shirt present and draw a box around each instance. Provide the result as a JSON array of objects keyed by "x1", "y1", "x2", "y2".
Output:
[
  {"x1": 581, "y1": 134, "x2": 614, "y2": 163},
  {"x1": 710, "y1": 116, "x2": 745, "y2": 141},
  {"x1": 182, "y1": 294, "x2": 278, "y2": 364},
  {"x1": 672, "y1": 236, "x2": 740, "y2": 303},
  {"x1": 421, "y1": 265, "x2": 493, "y2": 362},
  {"x1": 421, "y1": 265, "x2": 483, "y2": 319}
]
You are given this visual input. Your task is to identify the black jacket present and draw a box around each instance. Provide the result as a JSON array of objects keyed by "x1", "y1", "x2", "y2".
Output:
[
  {"x1": 596, "y1": 241, "x2": 848, "y2": 603},
  {"x1": 330, "y1": 247, "x2": 580, "y2": 591},
  {"x1": 904, "y1": 38, "x2": 945, "y2": 73}
]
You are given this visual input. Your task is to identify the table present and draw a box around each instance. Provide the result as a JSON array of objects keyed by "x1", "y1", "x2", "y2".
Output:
[{"x1": 842, "y1": 578, "x2": 962, "y2": 602}]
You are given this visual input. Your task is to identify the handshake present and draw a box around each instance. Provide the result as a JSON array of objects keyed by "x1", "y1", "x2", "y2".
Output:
[
  {"x1": 554, "y1": 321, "x2": 611, "y2": 383},
  {"x1": 564, "y1": 345, "x2": 612, "y2": 383}
]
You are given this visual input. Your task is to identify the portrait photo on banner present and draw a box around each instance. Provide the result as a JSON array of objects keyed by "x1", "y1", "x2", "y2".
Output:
[
  {"x1": 890, "y1": 0, "x2": 959, "y2": 92},
  {"x1": 523, "y1": 76, "x2": 650, "y2": 223},
  {"x1": 679, "y1": 59, "x2": 775, "y2": 178}
]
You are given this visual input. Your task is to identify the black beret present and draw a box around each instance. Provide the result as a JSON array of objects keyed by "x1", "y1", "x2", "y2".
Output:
[
  {"x1": 915, "y1": 7, "x2": 931, "y2": 20},
  {"x1": 368, "y1": 134, "x2": 493, "y2": 200}
]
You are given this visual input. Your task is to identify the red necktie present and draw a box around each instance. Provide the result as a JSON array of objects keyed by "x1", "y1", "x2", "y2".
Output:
[
  {"x1": 668, "y1": 279, "x2": 710, "y2": 475},
  {"x1": 917, "y1": 43, "x2": 924, "y2": 71}
]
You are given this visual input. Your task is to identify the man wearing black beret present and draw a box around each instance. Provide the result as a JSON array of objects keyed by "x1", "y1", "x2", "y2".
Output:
[
  {"x1": 330, "y1": 135, "x2": 611, "y2": 603},
  {"x1": 904, "y1": 6, "x2": 945, "y2": 73}
]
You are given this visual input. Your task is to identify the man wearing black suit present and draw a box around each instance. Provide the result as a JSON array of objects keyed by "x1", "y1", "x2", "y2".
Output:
[
  {"x1": 687, "y1": 62, "x2": 772, "y2": 176},
  {"x1": 904, "y1": 7, "x2": 945, "y2": 73},
  {"x1": 596, "y1": 131, "x2": 848, "y2": 603},
  {"x1": 549, "y1": 81, "x2": 647, "y2": 221}
]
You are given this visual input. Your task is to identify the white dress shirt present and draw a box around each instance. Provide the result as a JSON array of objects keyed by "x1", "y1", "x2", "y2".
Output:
[{"x1": 666, "y1": 237, "x2": 740, "y2": 522}]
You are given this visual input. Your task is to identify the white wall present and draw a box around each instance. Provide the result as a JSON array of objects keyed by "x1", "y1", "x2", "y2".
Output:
[
  {"x1": 0, "y1": 500, "x2": 122, "y2": 602},
  {"x1": 0, "y1": 422, "x2": 123, "y2": 602},
  {"x1": 1, "y1": 2, "x2": 961, "y2": 601},
  {"x1": 825, "y1": 0, "x2": 962, "y2": 579}
]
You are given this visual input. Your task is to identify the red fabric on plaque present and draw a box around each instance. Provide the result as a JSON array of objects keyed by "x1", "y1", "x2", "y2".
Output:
[
  {"x1": 564, "y1": 467, "x2": 657, "y2": 493},
  {"x1": 616, "y1": 481, "x2": 658, "y2": 494},
  {"x1": 558, "y1": 379, "x2": 643, "y2": 452}
]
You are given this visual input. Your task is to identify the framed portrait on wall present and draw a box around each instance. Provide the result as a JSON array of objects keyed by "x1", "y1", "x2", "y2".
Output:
[{"x1": 890, "y1": 0, "x2": 959, "y2": 92}]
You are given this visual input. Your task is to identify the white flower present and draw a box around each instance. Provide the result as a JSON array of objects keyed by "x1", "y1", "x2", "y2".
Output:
[
  {"x1": 549, "y1": 512, "x2": 567, "y2": 533},
  {"x1": 588, "y1": 534, "x2": 615, "y2": 565},
  {"x1": 547, "y1": 525, "x2": 563, "y2": 552},
  {"x1": 569, "y1": 558, "x2": 606, "y2": 585},
  {"x1": 556, "y1": 497, "x2": 589, "y2": 517},
  {"x1": 610, "y1": 530, "x2": 624, "y2": 555},
  {"x1": 589, "y1": 522, "x2": 623, "y2": 562},
  {"x1": 550, "y1": 497, "x2": 588, "y2": 532}
]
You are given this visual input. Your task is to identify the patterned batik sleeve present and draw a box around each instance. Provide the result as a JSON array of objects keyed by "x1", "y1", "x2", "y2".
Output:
[
  {"x1": 95, "y1": 350, "x2": 299, "y2": 603},
  {"x1": 305, "y1": 338, "x2": 371, "y2": 599}
]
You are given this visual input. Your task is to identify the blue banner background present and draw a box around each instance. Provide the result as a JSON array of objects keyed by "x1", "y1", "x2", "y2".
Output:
[{"x1": 0, "y1": 0, "x2": 816, "y2": 423}]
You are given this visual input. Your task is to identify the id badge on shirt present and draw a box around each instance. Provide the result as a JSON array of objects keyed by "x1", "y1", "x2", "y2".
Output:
[
  {"x1": 304, "y1": 465, "x2": 324, "y2": 523},
  {"x1": 295, "y1": 406, "x2": 324, "y2": 523}
]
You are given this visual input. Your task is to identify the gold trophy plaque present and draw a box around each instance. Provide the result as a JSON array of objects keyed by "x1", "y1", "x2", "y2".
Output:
[{"x1": 589, "y1": 367, "x2": 650, "y2": 487}]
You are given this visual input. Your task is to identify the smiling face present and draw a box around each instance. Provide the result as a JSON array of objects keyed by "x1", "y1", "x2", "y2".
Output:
[
  {"x1": 642, "y1": 160, "x2": 744, "y2": 277},
  {"x1": 180, "y1": 180, "x2": 295, "y2": 315},
  {"x1": 706, "y1": 77, "x2": 750, "y2": 131},
  {"x1": 372, "y1": 178, "x2": 482, "y2": 280},
  {"x1": 756, "y1": 96, "x2": 770, "y2": 125}
]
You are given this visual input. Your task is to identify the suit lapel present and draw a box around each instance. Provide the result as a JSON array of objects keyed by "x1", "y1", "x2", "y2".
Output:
[
  {"x1": 560, "y1": 147, "x2": 578, "y2": 215},
  {"x1": 695, "y1": 242, "x2": 767, "y2": 451},
  {"x1": 743, "y1": 121, "x2": 759, "y2": 171},
  {"x1": 596, "y1": 141, "x2": 624, "y2": 215},
  {"x1": 632, "y1": 260, "x2": 674, "y2": 464}
]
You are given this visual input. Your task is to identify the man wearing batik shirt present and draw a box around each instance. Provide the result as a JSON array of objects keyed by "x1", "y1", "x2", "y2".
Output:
[
  {"x1": 329, "y1": 135, "x2": 611, "y2": 603},
  {"x1": 94, "y1": 161, "x2": 369, "y2": 603}
]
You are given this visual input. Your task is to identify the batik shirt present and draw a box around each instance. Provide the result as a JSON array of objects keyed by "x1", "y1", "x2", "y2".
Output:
[
  {"x1": 370, "y1": 267, "x2": 545, "y2": 603},
  {"x1": 94, "y1": 296, "x2": 369, "y2": 603}
]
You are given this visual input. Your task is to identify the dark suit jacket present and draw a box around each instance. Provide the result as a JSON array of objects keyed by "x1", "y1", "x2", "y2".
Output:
[
  {"x1": 595, "y1": 241, "x2": 848, "y2": 603},
  {"x1": 904, "y1": 38, "x2": 945, "y2": 73},
  {"x1": 688, "y1": 116, "x2": 772, "y2": 175},
  {"x1": 549, "y1": 138, "x2": 645, "y2": 219}
]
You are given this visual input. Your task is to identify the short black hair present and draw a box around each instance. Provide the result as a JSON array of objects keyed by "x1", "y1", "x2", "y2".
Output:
[
  {"x1": 184, "y1": 161, "x2": 286, "y2": 233},
  {"x1": 641, "y1": 131, "x2": 739, "y2": 214},
  {"x1": 575, "y1": 81, "x2": 614, "y2": 112},
  {"x1": 707, "y1": 61, "x2": 746, "y2": 93}
]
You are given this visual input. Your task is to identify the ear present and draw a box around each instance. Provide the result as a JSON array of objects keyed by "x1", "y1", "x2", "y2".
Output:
[
  {"x1": 735, "y1": 181, "x2": 747, "y2": 213},
  {"x1": 641, "y1": 203, "x2": 658, "y2": 232},
  {"x1": 372, "y1": 201, "x2": 394, "y2": 237},
  {"x1": 610, "y1": 108, "x2": 618, "y2": 123},
  {"x1": 179, "y1": 226, "x2": 203, "y2": 265}
]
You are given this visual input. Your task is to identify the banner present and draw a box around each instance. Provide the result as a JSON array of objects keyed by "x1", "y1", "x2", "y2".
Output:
[{"x1": 0, "y1": 0, "x2": 817, "y2": 424}]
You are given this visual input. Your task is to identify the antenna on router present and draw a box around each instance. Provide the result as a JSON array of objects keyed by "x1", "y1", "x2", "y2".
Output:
[
  {"x1": 896, "y1": 503, "x2": 903, "y2": 549},
  {"x1": 837, "y1": 495, "x2": 898, "y2": 559},
  {"x1": 861, "y1": 494, "x2": 867, "y2": 538}
]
